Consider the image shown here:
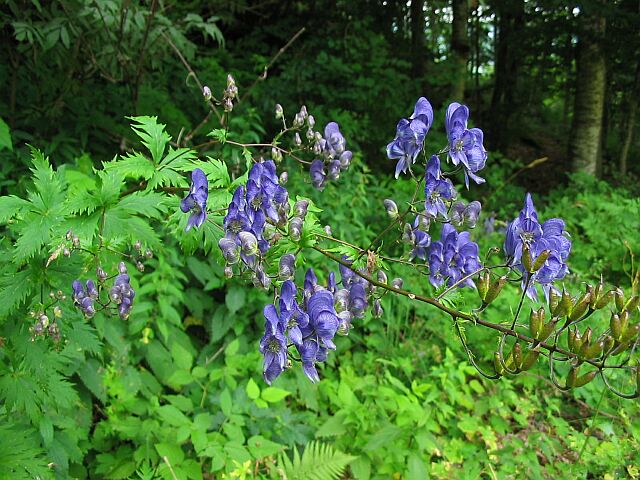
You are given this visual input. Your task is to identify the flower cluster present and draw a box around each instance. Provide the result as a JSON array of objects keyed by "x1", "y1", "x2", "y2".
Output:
[
  {"x1": 504, "y1": 193, "x2": 571, "y2": 298},
  {"x1": 72, "y1": 279, "x2": 98, "y2": 318},
  {"x1": 450, "y1": 200, "x2": 482, "y2": 230},
  {"x1": 402, "y1": 216, "x2": 432, "y2": 261},
  {"x1": 181, "y1": 169, "x2": 209, "y2": 231},
  {"x1": 219, "y1": 160, "x2": 289, "y2": 288},
  {"x1": 310, "y1": 122, "x2": 352, "y2": 189},
  {"x1": 109, "y1": 262, "x2": 135, "y2": 319},
  {"x1": 387, "y1": 97, "x2": 434, "y2": 178},
  {"x1": 424, "y1": 155, "x2": 456, "y2": 218},
  {"x1": 260, "y1": 274, "x2": 340, "y2": 384},
  {"x1": 336, "y1": 259, "x2": 371, "y2": 327},
  {"x1": 429, "y1": 224, "x2": 482, "y2": 288},
  {"x1": 445, "y1": 103, "x2": 487, "y2": 187}
]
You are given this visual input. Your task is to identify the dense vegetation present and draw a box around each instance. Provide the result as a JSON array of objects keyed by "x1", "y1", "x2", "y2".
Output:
[{"x1": 1, "y1": 1, "x2": 639, "y2": 479}]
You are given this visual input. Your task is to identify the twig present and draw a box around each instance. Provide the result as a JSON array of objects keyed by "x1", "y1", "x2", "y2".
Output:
[{"x1": 240, "y1": 27, "x2": 306, "y2": 103}]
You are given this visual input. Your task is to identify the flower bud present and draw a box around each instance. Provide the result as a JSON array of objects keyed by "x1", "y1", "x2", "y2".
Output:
[
  {"x1": 289, "y1": 217, "x2": 303, "y2": 241},
  {"x1": 383, "y1": 199, "x2": 399, "y2": 219},
  {"x1": 271, "y1": 147, "x2": 282, "y2": 163},
  {"x1": 377, "y1": 270, "x2": 388, "y2": 284},
  {"x1": 136, "y1": 262, "x2": 145, "y2": 272},
  {"x1": 118, "y1": 262, "x2": 128, "y2": 274},
  {"x1": 63, "y1": 248, "x2": 71, "y2": 257},
  {"x1": 86, "y1": 280, "x2": 99, "y2": 298},
  {"x1": 373, "y1": 299, "x2": 383, "y2": 318},
  {"x1": 39, "y1": 314, "x2": 50, "y2": 328},
  {"x1": 203, "y1": 86, "x2": 212, "y2": 101},
  {"x1": 224, "y1": 265, "x2": 233, "y2": 278},
  {"x1": 293, "y1": 200, "x2": 309, "y2": 218},
  {"x1": 337, "y1": 311, "x2": 352, "y2": 335},
  {"x1": 293, "y1": 113, "x2": 304, "y2": 127},
  {"x1": 324, "y1": 225, "x2": 332, "y2": 236},
  {"x1": 218, "y1": 237, "x2": 240, "y2": 265},
  {"x1": 391, "y1": 278, "x2": 403, "y2": 289},
  {"x1": 145, "y1": 248, "x2": 153, "y2": 259},
  {"x1": 53, "y1": 306, "x2": 62, "y2": 318},
  {"x1": 307, "y1": 115, "x2": 315, "y2": 128},
  {"x1": 279, "y1": 171, "x2": 288, "y2": 185},
  {"x1": 275, "y1": 103, "x2": 284, "y2": 119},
  {"x1": 239, "y1": 231, "x2": 259, "y2": 256},
  {"x1": 339, "y1": 151, "x2": 352, "y2": 170},
  {"x1": 327, "y1": 160, "x2": 341, "y2": 180},
  {"x1": 279, "y1": 254, "x2": 296, "y2": 280},
  {"x1": 299, "y1": 105, "x2": 308, "y2": 119},
  {"x1": 72, "y1": 235, "x2": 80, "y2": 246},
  {"x1": 294, "y1": 132, "x2": 302, "y2": 146},
  {"x1": 97, "y1": 267, "x2": 108, "y2": 282},
  {"x1": 134, "y1": 240, "x2": 142, "y2": 251},
  {"x1": 65, "y1": 230, "x2": 73, "y2": 241},
  {"x1": 306, "y1": 128, "x2": 315, "y2": 141}
]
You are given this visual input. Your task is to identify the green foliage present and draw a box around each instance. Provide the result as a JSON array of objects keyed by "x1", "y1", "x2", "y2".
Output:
[{"x1": 278, "y1": 441, "x2": 356, "y2": 480}]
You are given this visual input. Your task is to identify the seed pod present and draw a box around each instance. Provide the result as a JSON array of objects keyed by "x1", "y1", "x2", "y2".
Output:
[
  {"x1": 549, "y1": 288, "x2": 561, "y2": 314},
  {"x1": 522, "y1": 244, "x2": 533, "y2": 273},
  {"x1": 566, "y1": 366, "x2": 579, "y2": 388},
  {"x1": 572, "y1": 329, "x2": 584, "y2": 352},
  {"x1": 574, "y1": 371, "x2": 597, "y2": 388},
  {"x1": 512, "y1": 343, "x2": 523, "y2": 370},
  {"x1": 620, "y1": 322, "x2": 640, "y2": 344},
  {"x1": 581, "y1": 341, "x2": 604, "y2": 359},
  {"x1": 529, "y1": 308, "x2": 543, "y2": 339},
  {"x1": 569, "y1": 292, "x2": 591, "y2": 322},
  {"x1": 477, "y1": 270, "x2": 490, "y2": 303},
  {"x1": 532, "y1": 249, "x2": 551, "y2": 272},
  {"x1": 602, "y1": 335, "x2": 615, "y2": 354},
  {"x1": 538, "y1": 319, "x2": 557, "y2": 343},
  {"x1": 568, "y1": 329, "x2": 577, "y2": 352},
  {"x1": 594, "y1": 290, "x2": 614, "y2": 310},
  {"x1": 625, "y1": 296, "x2": 640, "y2": 312},
  {"x1": 484, "y1": 276, "x2": 507, "y2": 305},
  {"x1": 521, "y1": 350, "x2": 540, "y2": 371},
  {"x1": 610, "y1": 313, "x2": 623, "y2": 341},
  {"x1": 619, "y1": 310, "x2": 630, "y2": 334},
  {"x1": 554, "y1": 289, "x2": 573, "y2": 318},
  {"x1": 614, "y1": 288, "x2": 625, "y2": 311}
]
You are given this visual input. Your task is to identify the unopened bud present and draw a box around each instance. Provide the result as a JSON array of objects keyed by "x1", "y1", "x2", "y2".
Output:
[
  {"x1": 294, "y1": 132, "x2": 302, "y2": 146},
  {"x1": 293, "y1": 200, "x2": 309, "y2": 218},
  {"x1": 226, "y1": 73, "x2": 235, "y2": 87},
  {"x1": 118, "y1": 262, "x2": 127, "y2": 274},
  {"x1": 218, "y1": 237, "x2": 240, "y2": 265},
  {"x1": 39, "y1": 314, "x2": 50, "y2": 328},
  {"x1": 136, "y1": 262, "x2": 145, "y2": 272},
  {"x1": 279, "y1": 171, "x2": 288, "y2": 185},
  {"x1": 391, "y1": 278, "x2": 403, "y2": 289},
  {"x1": 377, "y1": 270, "x2": 388, "y2": 284},
  {"x1": 275, "y1": 103, "x2": 284, "y2": 119},
  {"x1": 203, "y1": 86, "x2": 212, "y2": 101},
  {"x1": 65, "y1": 230, "x2": 73, "y2": 241},
  {"x1": 145, "y1": 248, "x2": 153, "y2": 259},
  {"x1": 307, "y1": 115, "x2": 315, "y2": 128},
  {"x1": 384, "y1": 199, "x2": 399, "y2": 218},
  {"x1": 223, "y1": 97, "x2": 233, "y2": 113},
  {"x1": 279, "y1": 254, "x2": 296, "y2": 280},
  {"x1": 97, "y1": 268, "x2": 108, "y2": 282},
  {"x1": 224, "y1": 265, "x2": 233, "y2": 278},
  {"x1": 373, "y1": 299, "x2": 383, "y2": 318},
  {"x1": 49, "y1": 291, "x2": 56, "y2": 299},
  {"x1": 134, "y1": 240, "x2": 142, "y2": 251},
  {"x1": 337, "y1": 311, "x2": 352, "y2": 335},
  {"x1": 306, "y1": 128, "x2": 315, "y2": 141},
  {"x1": 63, "y1": 248, "x2": 71, "y2": 257},
  {"x1": 239, "y1": 231, "x2": 259, "y2": 256},
  {"x1": 324, "y1": 225, "x2": 332, "y2": 236},
  {"x1": 289, "y1": 217, "x2": 303, "y2": 241},
  {"x1": 53, "y1": 306, "x2": 62, "y2": 318},
  {"x1": 271, "y1": 147, "x2": 282, "y2": 163}
]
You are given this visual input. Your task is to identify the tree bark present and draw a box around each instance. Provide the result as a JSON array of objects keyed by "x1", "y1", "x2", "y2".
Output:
[
  {"x1": 450, "y1": 0, "x2": 469, "y2": 101},
  {"x1": 620, "y1": 62, "x2": 640, "y2": 176},
  {"x1": 411, "y1": 0, "x2": 426, "y2": 81},
  {"x1": 569, "y1": 8, "x2": 606, "y2": 176},
  {"x1": 489, "y1": 0, "x2": 524, "y2": 150}
]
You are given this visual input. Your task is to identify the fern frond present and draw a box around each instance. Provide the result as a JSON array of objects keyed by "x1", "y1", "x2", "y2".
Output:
[{"x1": 278, "y1": 441, "x2": 356, "y2": 480}]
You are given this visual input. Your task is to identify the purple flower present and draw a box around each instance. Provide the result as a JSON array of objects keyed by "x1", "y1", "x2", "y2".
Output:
[
  {"x1": 303, "y1": 290, "x2": 339, "y2": 350},
  {"x1": 72, "y1": 280, "x2": 97, "y2": 318},
  {"x1": 504, "y1": 193, "x2": 571, "y2": 298},
  {"x1": 278, "y1": 280, "x2": 309, "y2": 346},
  {"x1": 429, "y1": 224, "x2": 481, "y2": 288},
  {"x1": 310, "y1": 159, "x2": 326, "y2": 189},
  {"x1": 387, "y1": 97, "x2": 433, "y2": 179},
  {"x1": 403, "y1": 218, "x2": 432, "y2": 261},
  {"x1": 310, "y1": 123, "x2": 352, "y2": 189},
  {"x1": 109, "y1": 273, "x2": 135, "y2": 319},
  {"x1": 445, "y1": 103, "x2": 487, "y2": 187},
  {"x1": 260, "y1": 304, "x2": 289, "y2": 384},
  {"x1": 450, "y1": 201, "x2": 482, "y2": 229},
  {"x1": 424, "y1": 155, "x2": 456, "y2": 218},
  {"x1": 181, "y1": 169, "x2": 208, "y2": 231}
]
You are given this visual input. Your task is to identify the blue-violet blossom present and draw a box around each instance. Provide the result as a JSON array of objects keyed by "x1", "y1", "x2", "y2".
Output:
[
  {"x1": 181, "y1": 168, "x2": 209, "y2": 231},
  {"x1": 445, "y1": 103, "x2": 487, "y2": 187},
  {"x1": 429, "y1": 224, "x2": 482, "y2": 288}
]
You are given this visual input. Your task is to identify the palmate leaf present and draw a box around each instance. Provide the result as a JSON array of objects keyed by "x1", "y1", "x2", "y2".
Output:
[
  {"x1": 0, "y1": 269, "x2": 34, "y2": 320},
  {"x1": 0, "y1": 195, "x2": 29, "y2": 223},
  {"x1": 278, "y1": 441, "x2": 356, "y2": 480},
  {"x1": 0, "y1": 423, "x2": 52, "y2": 479},
  {"x1": 104, "y1": 152, "x2": 156, "y2": 181},
  {"x1": 128, "y1": 116, "x2": 171, "y2": 164},
  {"x1": 116, "y1": 191, "x2": 169, "y2": 219}
]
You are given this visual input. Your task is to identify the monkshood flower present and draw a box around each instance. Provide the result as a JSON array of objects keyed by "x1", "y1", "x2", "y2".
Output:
[
  {"x1": 445, "y1": 103, "x2": 487, "y2": 187},
  {"x1": 303, "y1": 290, "x2": 339, "y2": 350},
  {"x1": 310, "y1": 123, "x2": 353, "y2": 189},
  {"x1": 403, "y1": 218, "x2": 432, "y2": 261},
  {"x1": 72, "y1": 280, "x2": 97, "y2": 318},
  {"x1": 278, "y1": 280, "x2": 309, "y2": 346},
  {"x1": 450, "y1": 200, "x2": 482, "y2": 229},
  {"x1": 387, "y1": 97, "x2": 434, "y2": 178},
  {"x1": 109, "y1": 273, "x2": 135, "y2": 319},
  {"x1": 424, "y1": 155, "x2": 456, "y2": 218},
  {"x1": 504, "y1": 193, "x2": 571, "y2": 298},
  {"x1": 181, "y1": 168, "x2": 208, "y2": 231},
  {"x1": 260, "y1": 304, "x2": 289, "y2": 384},
  {"x1": 429, "y1": 224, "x2": 481, "y2": 288},
  {"x1": 337, "y1": 257, "x2": 371, "y2": 317}
]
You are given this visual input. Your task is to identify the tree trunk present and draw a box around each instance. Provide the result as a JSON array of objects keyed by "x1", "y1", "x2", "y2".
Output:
[
  {"x1": 620, "y1": 62, "x2": 640, "y2": 176},
  {"x1": 411, "y1": 0, "x2": 426, "y2": 81},
  {"x1": 489, "y1": 0, "x2": 524, "y2": 150},
  {"x1": 569, "y1": 9, "x2": 606, "y2": 176},
  {"x1": 450, "y1": 0, "x2": 469, "y2": 101}
]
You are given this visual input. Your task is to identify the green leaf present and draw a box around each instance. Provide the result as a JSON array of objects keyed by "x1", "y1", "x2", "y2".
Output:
[
  {"x1": 246, "y1": 378, "x2": 260, "y2": 400},
  {"x1": 219, "y1": 388, "x2": 232, "y2": 416},
  {"x1": 0, "y1": 117, "x2": 13, "y2": 151},
  {"x1": 39, "y1": 416, "x2": 53, "y2": 447},
  {"x1": 155, "y1": 442, "x2": 184, "y2": 466},
  {"x1": 104, "y1": 152, "x2": 156, "y2": 180},
  {"x1": 207, "y1": 128, "x2": 227, "y2": 143},
  {"x1": 0, "y1": 269, "x2": 34, "y2": 320},
  {"x1": 277, "y1": 441, "x2": 356, "y2": 480},
  {"x1": 157, "y1": 405, "x2": 190, "y2": 427},
  {"x1": 261, "y1": 387, "x2": 290, "y2": 403},
  {"x1": 171, "y1": 342, "x2": 194, "y2": 371},
  {"x1": 247, "y1": 435, "x2": 283, "y2": 458},
  {"x1": 225, "y1": 287, "x2": 245, "y2": 314},
  {"x1": 0, "y1": 195, "x2": 29, "y2": 223},
  {"x1": 128, "y1": 116, "x2": 171, "y2": 164}
]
